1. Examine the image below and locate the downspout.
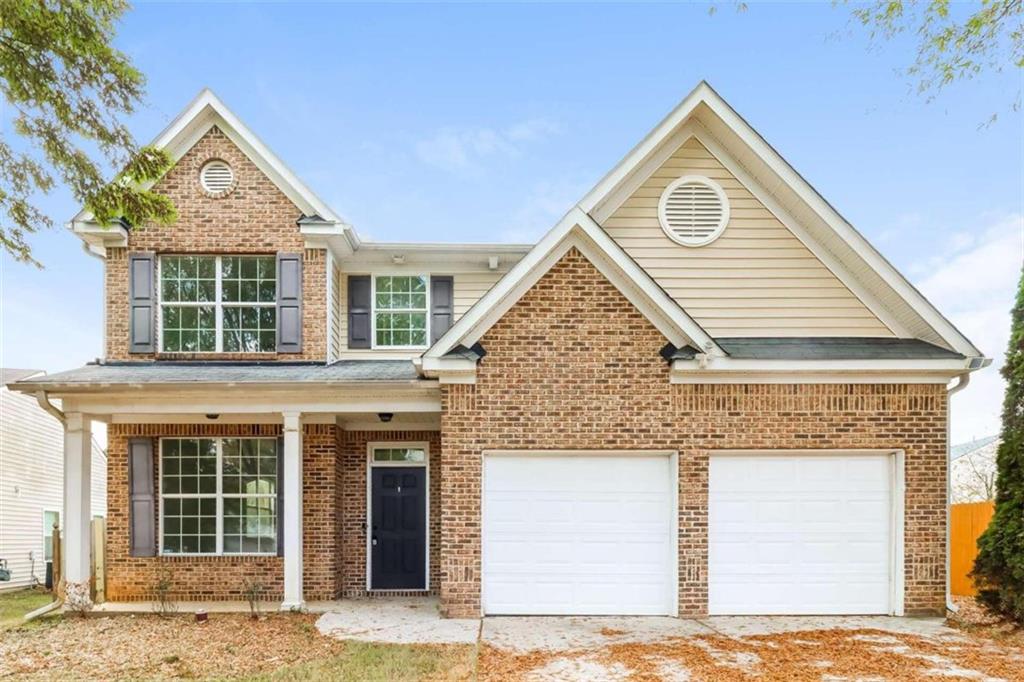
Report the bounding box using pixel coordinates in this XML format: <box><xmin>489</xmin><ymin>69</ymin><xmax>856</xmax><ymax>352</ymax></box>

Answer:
<box><xmin>945</xmin><ymin>372</ymin><xmax>972</xmax><ymax>613</ymax></box>
<box><xmin>28</xmin><ymin>390</ymin><xmax>66</xmax><ymax>618</ymax></box>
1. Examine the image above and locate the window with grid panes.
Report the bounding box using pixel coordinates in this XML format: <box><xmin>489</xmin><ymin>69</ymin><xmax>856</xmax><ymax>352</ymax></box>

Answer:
<box><xmin>159</xmin><ymin>255</ymin><xmax>277</xmax><ymax>353</ymax></box>
<box><xmin>374</xmin><ymin>275</ymin><xmax>428</xmax><ymax>347</ymax></box>
<box><xmin>159</xmin><ymin>438</ymin><xmax>277</xmax><ymax>555</ymax></box>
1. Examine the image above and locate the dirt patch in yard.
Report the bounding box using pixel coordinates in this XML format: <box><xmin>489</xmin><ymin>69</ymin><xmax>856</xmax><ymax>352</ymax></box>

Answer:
<box><xmin>480</xmin><ymin>627</ymin><xmax>1024</xmax><ymax>681</ymax></box>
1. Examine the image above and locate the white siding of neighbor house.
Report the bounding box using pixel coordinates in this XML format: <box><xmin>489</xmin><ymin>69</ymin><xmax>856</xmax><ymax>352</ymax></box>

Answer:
<box><xmin>601</xmin><ymin>137</ymin><xmax>894</xmax><ymax>337</ymax></box>
<box><xmin>0</xmin><ymin>384</ymin><xmax>107</xmax><ymax>590</ymax></box>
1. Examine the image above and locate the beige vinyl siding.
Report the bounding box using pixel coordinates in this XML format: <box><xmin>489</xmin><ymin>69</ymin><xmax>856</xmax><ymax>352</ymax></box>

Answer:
<box><xmin>0</xmin><ymin>385</ymin><xmax>107</xmax><ymax>590</ymax></box>
<box><xmin>336</xmin><ymin>271</ymin><xmax>505</xmax><ymax>354</ymax></box>
<box><xmin>602</xmin><ymin>137</ymin><xmax>893</xmax><ymax>337</ymax></box>
<box><xmin>330</xmin><ymin>260</ymin><xmax>341</xmax><ymax>361</ymax></box>
<box><xmin>453</xmin><ymin>271</ymin><xmax>505</xmax><ymax>318</ymax></box>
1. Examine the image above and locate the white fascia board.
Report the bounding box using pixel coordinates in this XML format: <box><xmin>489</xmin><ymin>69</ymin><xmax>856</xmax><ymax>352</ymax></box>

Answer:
<box><xmin>358</xmin><ymin>241</ymin><xmax>533</xmax><ymax>254</ymax></box>
<box><xmin>58</xmin><ymin>385</ymin><xmax>441</xmax><ymax>416</ymax></box>
<box><xmin>424</xmin><ymin>207</ymin><xmax>721</xmax><ymax>360</ymax></box>
<box><xmin>670</xmin><ymin>356</ymin><xmax>980</xmax><ymax>384</ymax></box>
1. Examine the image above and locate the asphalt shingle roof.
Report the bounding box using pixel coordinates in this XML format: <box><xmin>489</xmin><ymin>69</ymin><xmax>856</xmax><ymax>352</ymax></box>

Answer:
<box><xmin>714</xmin><ymin>338</ymin><xmax>964</xmax><ymax>360</ymax></box>
<box><xmin>9</xmin><ymin>361</ymin><xmax>420</xmax><ymax>387</ymax></box>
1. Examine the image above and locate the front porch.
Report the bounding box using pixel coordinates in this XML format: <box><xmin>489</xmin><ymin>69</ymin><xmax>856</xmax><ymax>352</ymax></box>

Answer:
<box><xmin>48</xmin><ymin>375</ymin><xmax>441</xmax><ymax>611</ymax></box>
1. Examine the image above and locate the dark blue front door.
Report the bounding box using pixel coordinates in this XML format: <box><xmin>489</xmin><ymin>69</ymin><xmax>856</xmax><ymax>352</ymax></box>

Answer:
<box><xmin>370</xmin><ymin>467</ymin><xmax>426</xmax><ymax>590</ymax></box>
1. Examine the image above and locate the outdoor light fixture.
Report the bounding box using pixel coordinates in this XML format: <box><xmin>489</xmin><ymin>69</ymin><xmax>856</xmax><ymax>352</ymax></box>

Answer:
<box><xmin>378</xmin><ymin>413</ymin><xmax>394</xmax><ymax>423</ymax></box>
<box><xmin>205</xmin><ymin>413</ymin><xmax>219</xmax><ymax>420</ymax></box>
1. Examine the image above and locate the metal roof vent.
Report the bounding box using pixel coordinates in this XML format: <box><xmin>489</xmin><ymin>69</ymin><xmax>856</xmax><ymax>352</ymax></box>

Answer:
<box><xmin>199</xmin><ymin>159</ymin><xmax>234</xmax><ymax>196</ymax></box>
<box><xmin>657</xmin><ymin>175</ymin><xmax>730</xmax><ymax>247</ymax></box>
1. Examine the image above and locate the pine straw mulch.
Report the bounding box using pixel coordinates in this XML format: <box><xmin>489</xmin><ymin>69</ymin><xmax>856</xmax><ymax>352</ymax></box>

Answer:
<box><xmin>479</xmin><ymin>627</ymin><xmax>1024</xmax><ymax>681</ymax></box>
<box><xmin>0</xmin><ymin>612</ymin><xmax>346</xmax><ymax>679</ymax></box>
<box><xmin>948</xmin><ymin>595</ymin><xmax>1024</xmax><ymax>648</ymax></box>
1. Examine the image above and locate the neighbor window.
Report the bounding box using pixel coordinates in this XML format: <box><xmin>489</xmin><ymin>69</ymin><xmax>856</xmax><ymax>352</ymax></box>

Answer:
<box><xmin>373</xmin><ymin>275</ymin><xmax>428</xmax><ymax>347</ymax></box>
<box><xmin>43</xmin><ymin>510</ymin><xmax>59</xmax><ymax>562</ymax></box>
<box><xmin>160</xmin><ymin>438</ymin><xmax>277</xmax><ymax>555</ymax></box>
<box><xmin>159</xmin><ymin>255</ymin><xmax>276</xmax><ymax>353</ymax></box>
<box><xmin>372</xmin><ymin>447</ymin><xmax>426</xmax><ymax>463</ymax></box>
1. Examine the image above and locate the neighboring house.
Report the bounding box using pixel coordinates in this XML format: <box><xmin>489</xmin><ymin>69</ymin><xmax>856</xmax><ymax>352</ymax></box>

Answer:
<box><xmin>951</xmin><ymin>435</ymin><xmax>1000</xmax><ymax>503</ymax></box>
<box><xmin>1</xmin><ymin>369</ymin><xmax>107</xmax><ymax>590</ymax></box>
<box><xmin>10</xmin><ymin>83</ymin><xmax>989</xmax><ymax>618</ymax></box>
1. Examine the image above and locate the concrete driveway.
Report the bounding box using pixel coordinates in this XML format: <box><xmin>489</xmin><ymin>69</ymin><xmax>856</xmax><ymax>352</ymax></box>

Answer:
<box><xmin>316</xmin><ymin>600</ymin><xmax>1024</xmax><ymax>680</ymax></box>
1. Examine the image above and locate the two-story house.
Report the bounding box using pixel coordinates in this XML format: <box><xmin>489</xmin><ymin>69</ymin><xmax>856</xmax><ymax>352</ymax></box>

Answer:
<box><xmin>12</xmin><ymin>83</ymin><xmax>988</xmax><ymax>617</ymax></box>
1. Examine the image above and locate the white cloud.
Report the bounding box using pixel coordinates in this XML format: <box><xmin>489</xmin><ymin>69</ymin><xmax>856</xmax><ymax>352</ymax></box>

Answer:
<box><xmin>914</xmin><ymin>213</ymin><xmax>1023</xmax><ymax>443</ymax></box>
<box><xmin>497</xmin><ymin>177</ymin><xmax>591</xmax><ymax>243</ymax></box>
<box><xmin>414</xmin><ymin>118</ymin><xmax>562</xmax><ymax>174</ymax></box>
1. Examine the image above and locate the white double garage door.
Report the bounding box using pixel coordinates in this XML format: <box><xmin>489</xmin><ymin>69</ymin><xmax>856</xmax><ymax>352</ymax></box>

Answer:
<box><xmin>482</xmin><ymin>451</ymin><xmax>901</xmax><ymax>616</ymax></box>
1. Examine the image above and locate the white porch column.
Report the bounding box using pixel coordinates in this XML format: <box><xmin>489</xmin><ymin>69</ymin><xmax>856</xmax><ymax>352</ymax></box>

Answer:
<box><xmin>281</xmin><ymin>411</ymin><xmax>304</xmax><ymax>610</ymax></box>
<box><xmin>63</xmin><ymin>413</ymin><xmax>93</xmax><ymax>610</ymax></box>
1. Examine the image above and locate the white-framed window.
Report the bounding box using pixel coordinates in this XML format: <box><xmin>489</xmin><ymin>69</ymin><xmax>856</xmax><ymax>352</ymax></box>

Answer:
<box><xmin>372</xmin><ymin>275</ymin><xmax>429</xmax><ymax>349</ymax></box>
<box><xmin>158</xmin><ymin>255</ymin><xmax>277</xmax><ymax>353</ymax></box>
<box><xmin>159</xmin><ymin>437</ymin><xmax>278</xmax><ymax>556</ymax></box>
<box><xmin>42</xmin><ymin>510</ymin><xmax>59</xmax><ymax>562</ymax></box>
<box><xmin>371</xmin><ymin>446</ymin><xmax>427</xmax><ymax>464</ymax></box>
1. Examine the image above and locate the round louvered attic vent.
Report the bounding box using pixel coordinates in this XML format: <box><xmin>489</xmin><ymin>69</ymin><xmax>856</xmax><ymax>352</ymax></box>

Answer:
<box><xmin>657</xmin><ymin>175</ymin><xmax>730</xmax><ymax>246</ymax></box>
<box><xmin>199</xmin><ymin>160</ymin><xmax>234</xmax><ymax>196</ymax></box>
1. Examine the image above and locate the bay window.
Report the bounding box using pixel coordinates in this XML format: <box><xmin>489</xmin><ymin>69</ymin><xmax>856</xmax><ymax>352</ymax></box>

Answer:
<box><xmin>373</xmin><ymin>275</ymin><xmax>428</xmax><ymax>348</ymax></box>
<box><xmin>160</xmin><ymin>437</ymin><xmax>278</xmax><ymax>555</ymax></box>
<box><xmin>159</xmin><ymin>255</ymin><xmax>277</xmax><ymax>353</ymax></box>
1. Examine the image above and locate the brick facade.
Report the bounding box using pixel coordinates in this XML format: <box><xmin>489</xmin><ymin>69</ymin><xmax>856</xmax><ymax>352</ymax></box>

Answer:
<box><xmin>106</xmin><ymin>423</ymin><xmax>338</xmax><ymax>601</ymax></box>
<box><xmin>104</xmin><ymin>126</ymin><xmax>327</xmax><ymax>362</ymax></box>
<box><xmin>439</xmin><ymin>248</ymin><xmax>948</xmax><ymax>618</ymax></box>
<box><xmin>105</xmin><ymin>423</ymin><xmax>440</xmax><ymax>602</ymax></box>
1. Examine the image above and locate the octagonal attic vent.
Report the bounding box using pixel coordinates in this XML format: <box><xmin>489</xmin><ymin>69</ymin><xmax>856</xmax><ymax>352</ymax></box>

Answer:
<box><xmin>657</xmin><ymin>175</ymin><xmax>730</xmax><ymax>247</ymax></box>
<box><xmin>200</xmin><ymin>160</ymin><xmax>234</xmax><ymax>196</ymax></box>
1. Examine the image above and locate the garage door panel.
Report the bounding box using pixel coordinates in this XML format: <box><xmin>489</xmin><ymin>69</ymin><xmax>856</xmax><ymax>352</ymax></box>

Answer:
<box><xmin>483</xmin><ymin>454</ymin><xmax>675</xmax><ymax>616</ymax></box>
<box><xmin>710</xmin><ymin>454</ymin><xmax>893</xmax><ymax>616</ymax></box>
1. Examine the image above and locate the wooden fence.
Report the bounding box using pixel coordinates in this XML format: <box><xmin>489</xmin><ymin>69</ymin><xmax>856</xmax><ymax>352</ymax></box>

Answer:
<box><xmin>950</xmin><ymin>500</ymin><xmax>995</xmax><ymax>597</ymax></box>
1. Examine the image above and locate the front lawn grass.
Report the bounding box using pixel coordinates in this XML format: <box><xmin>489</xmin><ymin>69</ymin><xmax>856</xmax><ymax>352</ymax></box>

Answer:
<box><xmin>0</xmin><ymin>588</ymin><xmax>56</xmax><ymax>630</ymax></box>
<box><xmin>244</xmin><ymin>641</ymin><xmax>475</xmax><ymax>681</ymax></box>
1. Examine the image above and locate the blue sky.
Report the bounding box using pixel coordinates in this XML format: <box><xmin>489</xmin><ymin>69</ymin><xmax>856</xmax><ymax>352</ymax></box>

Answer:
<box><xmin>1</xmin><ymin>2</ymin><xmax>1021</xmax><ymax>444</ymax></box>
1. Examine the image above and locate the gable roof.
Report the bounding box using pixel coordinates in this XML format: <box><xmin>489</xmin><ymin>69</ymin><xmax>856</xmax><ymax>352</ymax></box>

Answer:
<box><xmin>423</xmin><ymin>207</ymin><xmax>723</xmax><ymax>365</ymax></box>
<box><xmin>579</xmin><ymin>81</ymin><xmax>982</xmax><ymax>359</ymax></box>
<box><xmin>951</xmin><ymin>435</ymin><xmax>1000</xmax><ymax>460</ymax></box>
<box><xmin>69</xmin><ymin>88</ymin><xmax>354</xmax><ymax>249</ymax></box>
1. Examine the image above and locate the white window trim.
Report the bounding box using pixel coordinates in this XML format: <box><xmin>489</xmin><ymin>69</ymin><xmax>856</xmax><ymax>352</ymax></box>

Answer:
<box><xmin>157</xmin><ymin>436</ymin><xmax>279</xmax><ymax>557</ymax></box>
<box><xmin>370</xmin><ymin>273</ymin><xmax>431</xmax><ymax>351</ymax></box>
<box><xmin>156</xmin><ymin>255</ymin><xmax>277</xmax><ymax>354</ymax></box>
<box><xmin>365</xmin><ymin>441</ymin><xmax>430</xmax><ymax>592</ymax></box>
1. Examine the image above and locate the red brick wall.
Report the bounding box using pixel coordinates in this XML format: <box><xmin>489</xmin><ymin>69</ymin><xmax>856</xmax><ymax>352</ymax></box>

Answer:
<box><xmin>337</xmin><ymin>430</ymin><xmax>441</xmax><ymax>596</ymax></box>
<box><xmin>104</xmin><ymin>126</ymin><xmax>327</xmax><ymax>362</ymax></box>
<box><xmin>105</xmin><ymin>423</ymin><xmax>340</xmax><ymax>601</ymax></box>
<box><xmin>440</xmin><ymin>248</ymin><xmax>948</xmax><ymax>618</ymax></box>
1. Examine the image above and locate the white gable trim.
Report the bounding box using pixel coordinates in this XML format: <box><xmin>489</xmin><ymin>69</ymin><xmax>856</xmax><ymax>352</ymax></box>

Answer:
<box><xmin>70</xmin><ymin>88</ymin><xmax>349</xmax><ymax>232</ymax></box>
<box><xmin>577</xmin><ymin>81</ymin><xmax>982</xmax><ymax>359</ymax></box>
<box><xmin>423</xmin><ymin>207</ymin><xmax>722</xmax><ymax>362</ymax></box>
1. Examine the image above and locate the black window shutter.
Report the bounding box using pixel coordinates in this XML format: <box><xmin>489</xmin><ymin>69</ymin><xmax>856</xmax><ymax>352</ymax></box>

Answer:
<box><xmin>128</xmin><ymin>438</ymin><xmax>156</xmax><ymax>557</ymax></box>
<box><xmin>128</xmin><ymin>253</ymin><xmax>156</xmax><ymax>353</ymax></box>
<box><xmin>276</xmin><ymin>253</ymin><xmax>303</xmax><ymax>353</ymax></box>
<box><xmin>430</xmin><ymin>276</ymin><xmax>454</xmax><ymax>344</ymax></box>
<box><xmin>347</xmin><ymin>275</ymin><xmax>371</xmax><ymax>349</ymax></box>
<box><xmin>276</xmin><ymin>436</ymin><xmax>284</xmax><ymax>557</ymax></box>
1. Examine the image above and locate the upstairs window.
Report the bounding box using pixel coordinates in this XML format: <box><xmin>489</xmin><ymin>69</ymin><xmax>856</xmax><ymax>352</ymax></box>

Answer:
<box><xmin>159</xmin><ymin>255</ymin><xmax>277</xmax><ymax>353</ymax></box>
<box><xmin>373</xmin><ymin>275</ymin><xmax>428</xmax><ymax>348</ymax></box>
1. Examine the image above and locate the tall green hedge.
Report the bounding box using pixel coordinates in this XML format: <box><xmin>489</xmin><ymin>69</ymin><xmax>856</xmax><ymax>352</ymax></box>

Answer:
<box><xmin>973</xmin><ymin>265</ymin><xmax>1024</xmax><ymax>623</ymax></box>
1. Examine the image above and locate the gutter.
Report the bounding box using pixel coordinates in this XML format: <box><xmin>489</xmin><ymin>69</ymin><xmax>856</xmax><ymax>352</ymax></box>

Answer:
<box><xmin>945</xmin><ymin>371</ymin><xmax>973</xmax><ymax>614</ymax></box>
